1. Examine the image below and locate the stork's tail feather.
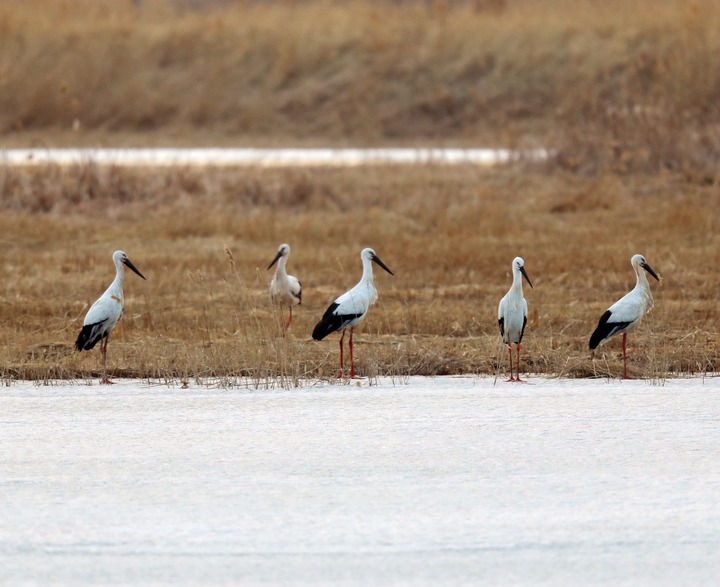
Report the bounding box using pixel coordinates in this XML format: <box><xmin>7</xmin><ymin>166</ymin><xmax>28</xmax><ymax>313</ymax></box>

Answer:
<box><xmin>312</xmin><ymin>302</ymin><xmax>341</xmax><ymax>340</ymax></box>
<box><xmin>312</xmin><ymin>302</ymin><xmax>365</xmax><ymax>341</ymax></box>
<box><xmin>588</xmin><ymin>329</ymin><xmax>603</xmax><ymax>351</ymax></box>
<box><xmin>589</xmin><ymin>311</ymin><xmax>611</xmax><ymax>350</ymax></box>
<box><xmin>75</xmin><ymin>323</ymin><xmax>102</xmax><ymax>351</ymax></box>
<box><xmin>312</xmin><ymin>318</ymin><xmax>336</xmax><ymax>341</ymax></box>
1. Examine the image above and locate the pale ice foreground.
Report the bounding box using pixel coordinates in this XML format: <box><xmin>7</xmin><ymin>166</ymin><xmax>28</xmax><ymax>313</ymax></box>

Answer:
<box><xmin>2</xmin><ymin>376</ymin><xmax>719</xmax><ymax>585</ymax></box>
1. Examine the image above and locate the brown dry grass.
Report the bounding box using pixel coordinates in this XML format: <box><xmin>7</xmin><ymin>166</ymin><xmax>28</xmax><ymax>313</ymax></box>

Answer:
<box><xmin>1</xmin><ymin>163</ymin><xmax>718</xmax><ymax>382</ymax></box>
<box><xmin>2</xmin><ymin>0</ymin><xmax>720</xmax><ymax>175</ymax></box>
<box><xmin>1</xmin><ymin>0</ymin><xmax>719</xmax><ymax>382</ymax></box>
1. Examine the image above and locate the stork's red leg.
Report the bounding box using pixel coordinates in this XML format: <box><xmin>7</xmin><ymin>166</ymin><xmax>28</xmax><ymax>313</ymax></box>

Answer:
<box><xmin>349</xmin><ymin>327</ymin><xmax>357</xmax><ymax>379</ymax></box>
<box><xmin>337</xmin><ymin>329</ymin><xmax>345</xmax><ymax>378</ymax></box>
<box><xmin>622</xmin><ymin>332</ymin><xmax>630</xmax><ymax>379</ymax></box>
<box><xmin>100</xmin><ymin>337</ymin><xmax>113</xmax><ymax>385</ymax></box>
<box><xmin>515</xmin><ymin>344</ymin><xmax>523</xmax><ymax>382</ymax></box>
<box><xmin>506</xmin><ymin>344</ymin><xmax>515</xmax><ymax>382</ymax></box>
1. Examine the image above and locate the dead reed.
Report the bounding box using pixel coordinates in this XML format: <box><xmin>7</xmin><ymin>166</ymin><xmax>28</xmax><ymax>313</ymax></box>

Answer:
<box><xmin>0</xmin><ymin>163</ymin><xmax>718</xmax><ymax>381</ymax></box>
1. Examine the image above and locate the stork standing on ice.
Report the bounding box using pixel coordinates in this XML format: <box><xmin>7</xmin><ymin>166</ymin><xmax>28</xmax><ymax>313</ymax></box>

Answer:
<box><xmin>589</xmin><ymin>253</ymin><xmax>659</xmax><ymax>379</ymax></box>
<box><xmin>75</xmin><ymin>250</ymin><xmax>146</xmax><ymax>384</ymax></box>
<box><xmin>498</xmin><ymin>256</ymin><xmax>533</xmax><ymax>381</ymax></box>
<box><xmin>312</xmin><ymin>248</ymin><xmax>394</xmax><ymax>379</ymax></box>
<box><xmin>267</xmin><ymin>243</ymin><xmax>302</xmax><ymax>336</ymax></box>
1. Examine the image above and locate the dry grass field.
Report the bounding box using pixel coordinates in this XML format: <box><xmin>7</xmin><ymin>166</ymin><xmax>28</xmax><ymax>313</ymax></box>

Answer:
<box><xmin>0</xmin><ymin>163</ymin><xmax>718</xmax><ymax>382</ymax></box>
<box><xmin>1</xmin><ymin>0</ymin><xmax>719</xmax><ymax>381</ymax></box>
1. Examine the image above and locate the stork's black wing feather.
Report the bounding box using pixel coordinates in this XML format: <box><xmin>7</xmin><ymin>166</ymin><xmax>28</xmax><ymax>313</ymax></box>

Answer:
<box><xmin>589</xmin><ymin>310</ymin><xmax>631</xmax><ymax>350</ymax></box>
<box><xmin>519</xmin><ymin>315</ymin><xmax>527</xmax><ymax>344</ymax></box>
<box><xmin>75</xmin><ymin>321</ymin><xmax>107</xmax><ymax>351</ymax></box>
<box><xmin>312</xmin><ymin>303</ymin><xmax>363</xmax><ymax>341</ymax></box>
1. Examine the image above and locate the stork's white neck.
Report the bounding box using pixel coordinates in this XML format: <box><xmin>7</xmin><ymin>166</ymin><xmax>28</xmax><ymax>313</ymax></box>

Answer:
<box><xmin>360</xmin><ymin>256</ymin><xmax>375</xmax><ymax>284</ymax></box>
<box><xmin>275</xmin><ymin>254</ymin><xmax>289</xmax><ymax>276</ymax></box>
<box><xmin>511</xmin><ymin>266</ymin><xmax>524</xmax><ymax>292</ymax></box>
<box><xmin>111</xmin><ymin>260</ymin><xmax>125</xmax><ymax>292</ymax></box>
<box><xmin>633</xmin><ymin>263</ymin><xmax>654</xmax><ymax>307</ymax></box>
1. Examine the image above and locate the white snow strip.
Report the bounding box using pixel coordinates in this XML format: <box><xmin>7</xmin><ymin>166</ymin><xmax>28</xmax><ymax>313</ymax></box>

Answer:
<box><xmin>0</xmin><ymin>147</ymin><xmax>549</xmax><ymax>167</ymax></box>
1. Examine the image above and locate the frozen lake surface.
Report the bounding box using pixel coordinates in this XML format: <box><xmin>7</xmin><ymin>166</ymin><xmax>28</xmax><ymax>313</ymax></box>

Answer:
<box><xmin>1</xmin><ymin>147</ymin><xmax>548</xmax><ymax>167</ymax></box>
<box><xmin>2</xmin><ymin>375</ymin><xmax>719</xmax><ymax>585</ymax></box>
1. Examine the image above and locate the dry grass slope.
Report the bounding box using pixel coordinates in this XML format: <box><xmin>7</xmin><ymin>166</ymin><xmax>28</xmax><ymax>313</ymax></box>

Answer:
<box><xmin>1</xmin><ymin>164</ymin><xmax>718</xmax><ymax>382</ymax></box>
<box><xmin>1</xmin><ymin>0</ymin><xmax>720</xmax><ymax>175</ymax></box>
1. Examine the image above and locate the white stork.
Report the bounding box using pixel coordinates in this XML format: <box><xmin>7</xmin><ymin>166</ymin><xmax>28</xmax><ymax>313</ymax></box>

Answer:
<box><xmin>589</xmin><ymin>253</ymin><xmax>659</xmax><ymax>379</ymax></box>
<box><xmin>75</xmin><ymin>250</ymin><xmax>146</xmax><ymax>384</ymax></box>
<box><xmin>267</xmin><ymin>243</ymin><xmax>302</xmax><ymax>336</ymax></box>
<box><xmin>498</xmin><ymin>256</ymin><xmax>533</xmax><ymax>381</ymax></box>
<box><xmin>312</xmin><ymin>247</ymin><xmax>394</xmax><ymax>379</ymax></box>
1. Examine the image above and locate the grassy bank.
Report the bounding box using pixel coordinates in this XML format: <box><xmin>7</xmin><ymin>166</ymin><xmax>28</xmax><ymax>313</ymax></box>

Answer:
<box><xmin>0</xmin><ymin>163</ymin><xmax>717</xmax><ymax>381</ymax></box>
<box><xmin>1</xmin><ymin>0</ymin><xmax>720</xmax><ymax>174</ymax></box>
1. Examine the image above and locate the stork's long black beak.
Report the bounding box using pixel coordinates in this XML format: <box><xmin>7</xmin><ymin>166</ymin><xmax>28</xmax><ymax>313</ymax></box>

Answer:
<box><xmin>123</xmin><ymin>257</ymin><xmax>146</xmax><ymax>280</ymax></box>
<box><xmin>267</xmin><ymin>251</ymin><xmax>282</xmax><ymax>270</ymax></box>
<box><xmin>372</xmin><ymin>254</ymin><xmax>394</xmax><ymax>276</ymax></box>
<box><xmin>642</xmin><ymin>262</ymin><xmax>659</xmax><ymax>281</ymax></box>
<box><xmin>520</xmin><ymin>266</ymin><xmax>533</xmax><ymax>288</ymax></box>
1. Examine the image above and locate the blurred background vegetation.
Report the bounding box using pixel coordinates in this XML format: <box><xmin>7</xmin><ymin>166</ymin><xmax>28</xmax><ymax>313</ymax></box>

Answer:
<box><xmin>2</xmin><ymin>0</ymin><xmax>720</xmax><ymax>177</ymax></box>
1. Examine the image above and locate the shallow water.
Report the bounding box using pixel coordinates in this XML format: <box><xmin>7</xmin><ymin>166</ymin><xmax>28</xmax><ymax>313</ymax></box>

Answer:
<box><xmin>1</xmin><ymin>376</ymin><xmax>719</xmax><ymax>585</ymax></box>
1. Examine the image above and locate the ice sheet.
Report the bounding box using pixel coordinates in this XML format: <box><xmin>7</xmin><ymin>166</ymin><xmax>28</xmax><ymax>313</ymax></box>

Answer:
<box><xmin>1</xmin><ymin>376</ymin><xmax>719</xmax><ymax>585</ymax></box>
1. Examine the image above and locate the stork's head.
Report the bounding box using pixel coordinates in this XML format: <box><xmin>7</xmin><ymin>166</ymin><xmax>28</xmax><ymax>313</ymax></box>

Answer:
<box><xmin>362</xmin><ymin>247</ymin><xmax>394</xmax><ymax>276</ymax></box>
<box><xmin>268</xmin><ymin>243</ymin><xmax>291</xmax><ymax>270</ymax></box>
<box><xmin>631</xmin><ymin>254</ymin><xmax>659</xmax><ymax>281</ymax></box>
<box><xmin>113</xmin><ymin>250</ymin><xmax>146</xmax><ymax>279</ymax></box>
<box><xmin>512</xmin><ymin>256</ymin><xmax>533</xmax><ymax>288</ymax></box>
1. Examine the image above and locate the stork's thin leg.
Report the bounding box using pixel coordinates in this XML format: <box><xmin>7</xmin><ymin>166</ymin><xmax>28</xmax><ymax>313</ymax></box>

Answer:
<box><xmin>506</xmin><ymin>344</ymin><xmax>515</xmax><ymax>382</ymax></box>
<box><xmin>337</xmin><ymin>329</ymin><xmax>346</xmax><ymax>378</ymax></box>
<box><xmin>281</xmin><ymin>306</ymin><xmax>292</xmax><ymax>338</ymax></box>
<box><xmin>515</xmin><ymin>343</ymin><xmax>523</xmax><ymax>382</ymax></box>
<box><xmin>622</xmin><ymin>332</ymin><xmax>630</xmax><ymax>379</ymax></box>
<box><xmin>349</xmin><ymin>327</ymin><xmax>358</xmax><ymax>379</ymax></box>
<box><xmin>100</xmin><ymin>337</ymin><xmax>113</xmax><ymax>385</ymax></box>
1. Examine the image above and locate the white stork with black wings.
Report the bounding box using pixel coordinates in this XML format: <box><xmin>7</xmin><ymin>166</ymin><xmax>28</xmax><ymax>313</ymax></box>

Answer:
<box><xmin>312</xmin><ymin>247</ymin><xmax>394</xmax><ymax>379</ymax></box>
<box><xmin>75</xmin><ymin>250</ymin><xmax>146</xmax><ymax>384</ymax></box>
<box><xmin>267</xmin><ymin>243</ymin><xmax>302</xmax><ymax>336</ymax></box>
<box><xmin>498</xmin><ymin>256</ymin><xmax>533</xmax><ymax>381</ymax></box>
<box><xmin>589</xmin><ymin>253</ymin><xmax>659</xmax><ymax>379</ymax></box>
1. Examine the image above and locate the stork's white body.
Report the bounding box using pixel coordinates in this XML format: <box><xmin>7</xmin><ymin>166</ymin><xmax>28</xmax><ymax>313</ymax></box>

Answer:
<box><xmin>589</xmin><ymin>254</ymin><xmax>659</xmax><ymax>378</ymax></box>
<box><xmin>498</xmin><ymin>282</ymin><xmax>528</xmax><ymax>345</ymax></box>
<box><xmin>82</xmin><ymin>265</ymin><xmax>126</xmax><ymax>341</ymax></box>
<box><xmin>327</xmin><ymin>255</ymin><xmax>379</xmax><ymax>330</ymax></box>
<box><xmin>597</xmin><ymin>272</ymin><xmax>654</xmax><ymax>342</ymax></box>
<box><xmin>75</xmin><ymin>250</ymin><xmax>145</xmax><ymax>384</ymax></box>
<box><xmin>270</xmin><ymin>249</ymin><xmax>301</xmax><ymax>308</ymax></box>
<box><xmin>312</xmin><ymin>248</ymin><xmax>393</xmax><ymax>378</ymax></box>
<box><xmin>268</xmin><ymin>243</ymin><xmax>301</xmax><ymax>336</ymax></box>
<box><xmin>270</xmin><ymin>270</ymin><xmax>302</xmax><ymax>308</ymax></box>
<box><xmin>497</xmin><ymin>257</ymin><xmax>533</xmax><ymax>381</ymax></box>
